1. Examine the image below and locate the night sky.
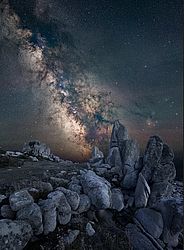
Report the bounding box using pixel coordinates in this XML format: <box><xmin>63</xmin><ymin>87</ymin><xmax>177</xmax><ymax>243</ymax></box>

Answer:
<box><xmin>0</xmin><ymin>0</ymin><xmax>183</xmax><ymax>161</ymax></box>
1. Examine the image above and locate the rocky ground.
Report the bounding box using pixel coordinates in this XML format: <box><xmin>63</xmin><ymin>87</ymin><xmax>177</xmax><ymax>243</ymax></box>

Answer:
<box><xmin>0</xmin><ymin>121</ymin><xmax>183</xmax><ymax>250</ymax></box>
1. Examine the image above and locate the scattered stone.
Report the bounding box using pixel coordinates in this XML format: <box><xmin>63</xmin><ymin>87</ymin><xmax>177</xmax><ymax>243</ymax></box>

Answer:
<box><xmin>77</xmin><ymin>194</ymin><xmax>91</xmax><ymax>213</ymax></box>
<box><xmin>9</xmin><ymin>190</ymin><xmax>34</xmax><ymax>211</ymax></box>
<box><xmin>63</xmin><ymin>229</ymin><xmax>80</xmax><ymax>245</ymax></box>
<box><xmin>16</xmin><ymin>203</ymin><xmax>43</xmax><ymax>235</ymax></box>
<box><xmin>86</xmin><ymin>222</ymin><xmax>95</xmax><ymax>236</ymax></box>
<box><xmin>135</xmin><ymin>173</ymin><xmax>150</xmax><ymax>208</ymax></box>
<box><xmin>29</xmin><ymin>156</ymin><xmax>38</xmax><ymax>162</ymax></box>
<box><xmin>80</xmin><ymin>170</ymin><xmax>111</xmax><ymax>209</ymax></box>
<box><xmin>134</xmin><ymin>208</ymin><xmax>163</xmax><ymax>238</ymax></box>
<box><xmin>1</xmin><ymin>205</ymin><xmax>15</xmax><ymax>219</ymax></box>
<box><xmin>110</xmin><ymin>188</ymin><xmax>124</xmax><ymax>211</ymax></box>
<box><xmin>38</xmin><ymin>199</ymin><xmax>57</xmax><ymax>235</ymax></box>
<box><xmin>56</xmin><ymin>187</ymin><xmax>80</xmax><ymax>210</ymax></box>
<box><xmin>0</xmin><ymin>219</ymin><xmax>33</xmax><ymax>250</ymax></box>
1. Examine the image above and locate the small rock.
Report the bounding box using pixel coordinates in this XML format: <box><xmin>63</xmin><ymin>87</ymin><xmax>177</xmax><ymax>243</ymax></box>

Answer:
<box><xmin>86</xmin><ymin>222</ymin><xmax>95</xmax><ymax>236</ymax></box>
<box><xmin>64</xmin><ymin>229</ymin><xmax>80</xmax><ymax>245</ymax></box>
<box><xmin>0</xmin><ymin>194</ymin><xmax>6</xmax><ymax>204</ymax></box>
<box><xmin>49</xmin><ymin>177</ymin><xmax>69</xmax><ymax>188</ymax></box>
<box><xmin>1</xmin><ymin>205</ymin><xmax>15</xmax><ymax>219</ymax></box>
<box><xmin>110</xmin><ymin>188</ymin><xmax>124</xmax><ymax>211</ymax></box>
<box><xmin>9</xmin><ymin>190</ymin><xmax>34</xmax><ymax>211</ymax></box>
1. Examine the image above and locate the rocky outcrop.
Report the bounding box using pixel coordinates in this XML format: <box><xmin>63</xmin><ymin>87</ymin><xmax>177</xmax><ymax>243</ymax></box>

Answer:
<box><xmin>0</xmin><ymin>121</ymin><xmax>182</xmax><ymax>250</ymax></box>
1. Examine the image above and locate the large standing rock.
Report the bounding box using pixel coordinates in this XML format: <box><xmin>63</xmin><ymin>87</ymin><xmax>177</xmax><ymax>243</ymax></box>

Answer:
<box><xmin>141</xmin><ymin>136</ymin><xmax>163</xmax><ymax>182</ymax></box>
<box><xmin>125</xmin><ymin>223</ymin><xmax>158</xmax><ymax>250</ymax></box>
<box><xmin>0</xmin><ymin>219</ymin><xmax>33</xmax><ymax>250</ymax></box>
<box><xmin>56</xmin><ymin>187</ymin><xmax>80</xmax><ymax>210</ymax></box>
<box><xmin>134</xmin><ymin>208</ymin><xmax>163</xmax><ymax>239</ymax></box>
<box><xmin>110</xmin><ymin>188</ymin><xmax>124</xmax><ymax>211</ymax></box>
<box><xmin>22</xmin><ymin>140</ymin><xmax>51</xmax><ymax>158</ymax></box>
<box><xmin>135</xmin><ymin>173</ymin><xmax>150</xmax><ymax>208</ymax></box>
<box><xmin>106</xmin><ymin>147</ymin><xmax>123</xmax><ymax>176</ymax></box>
<box><xmin>80</xmin><ymin>170</ymin><xmax>111</xmax><ymax>209</ymax></box>
<box><xmin>89</xmin><ymin>147</ymin><xmax>104</xmax><ymax>167</ymax></box>
<box><xmin>121</xmin><ymin>139</ymin><xmax>140</xmax><ymax>189</ymax></box>
<box><xmin>110</xmin><ymin>120</ymin><xmax>129</xmax><ymax>149</ymax></box>
<box><xmin>9</xmin><ymin>190</ymin><xmax>34</xmax><ymax>211</ymax></box>
<box><xmin>159</xmin><ymin>144</ymin><xmax>174</xmax><ymax>164</ymax></box>
<box><xmin>16</xmin><ymin>203</ymin><xmax>43</xmax><ymax>235</ymax></box>
<box><xmin>153</xmin><ymin>198</ymin><xmax>183</xmax><ymax>248</ymax></box>
<box><xmin>38</xmin><ymin>199</ymin><xmax>57</xmax><ymax>235</ymax></box>
<box><xmin>151</xmin><ymin>162</ymin><xmax>176</xmax><ymax>183</ymax></box>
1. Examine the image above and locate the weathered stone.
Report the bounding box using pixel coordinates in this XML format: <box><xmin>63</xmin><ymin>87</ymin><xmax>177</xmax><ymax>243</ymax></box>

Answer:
<box><xmin>86</xmin><ymin>222</ymin><xmax>95</xmax><ymax>236</ymax></box>
<box><xmin>63</xmin><ymin>229</ymin><xmax>80</xmax><ymax>245</ymax></box>
<box><xmin>152</xmin><ymin>162</ymin><xmax>176</xmax><ymax>183</ymax></box>
<box><xmin>148</xmin><ymin>181</ymin><xmax>173</xmax><ymax>207</ymax></box>
<box><xmin>80</xmin><ymin>170</ymin><xmax>111</xmax><ymax>209</ymax></box>
<box><xmin>68</xmin><ymin>183</ymin><xmax>82</xmax><ymax>194</ymax></box>
<box><xmin>106</xmin><ymin>147</ymin><xmax>122</xmax><ymax>176</ymax></box>
<box><xmin>0</xmin><ymin>219</ymin><xmax>33</xmax><ymax>250</ymax></box>
<box><xmin>77</xmin><ymin>194</ymin><xmax>91</xmax><ymax>214</ymax></box>
<box><xmin>56</xmin><ymin>187</ymin><xmax>80</xmax><ymax>210</ymax></box>
<box><xmin>9</xmin><ymin>190</ymin><xmax>34</xmax><ymax>211</ymax></box>
<box><xmin>110</xmin><ymin>188</ymin><xmax>124</xmax><ymax>211</ymax></box>
<box><xmin>135</xmin><ymin>208</ymin><xmax>163</xmax><ymax>238</ymax></box>
<box><xmin>160</xmin><ymin>144</ymin><xmax>174</xmax><ymax>164</ymax></box>
<box><xmin>110</xmin><ymin>120</ymin><xmax>129</xmax><ymax>149</ymax></box>
<box><xmin>142</xmin><ymin>136</ymin><xmax>163</xmax><ymax>182</ymax></box>
<box><xmin>125</xmin><ymin>223</ymin><xmax>158</xmax><ymax>250</ymax></box>
<box><xmin>135</xmin><ymin>173</ymin><xmax>150</xmax><ymax>208</ymax></box>
<box><xmin>16</xmin><ymin>203</ymin><xmax>43</xmax><ymax>235</ymax></box>
<box><xmin>1</xmin><ymin>205</ymin><xmax>15</xmax><ymax>219</ymax></box>
<box><xmin>153</xmin><ymin>198</ymin><xmax>183</xmax><ymax>248</ymax></box>
<box><xmin>38</xmin><ymin>199</ymin><xmax>57</xmax><ymax>235</ymax></box>
<box><xmin>31</xmin><ymin>181</ymin><xmax>53</xmax><ymax>195</ymax></box>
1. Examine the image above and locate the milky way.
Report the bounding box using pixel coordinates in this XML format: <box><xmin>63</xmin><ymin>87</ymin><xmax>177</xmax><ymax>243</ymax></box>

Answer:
<box><xmin>0</xmin><ymin>0</ymin><xmax>183</xmax><ymax>161</ymax></box>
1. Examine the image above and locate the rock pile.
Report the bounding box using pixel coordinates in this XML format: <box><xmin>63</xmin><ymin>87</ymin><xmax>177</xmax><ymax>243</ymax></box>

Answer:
<box><xmin>0</xmin><ymin>121</ymin><xmax>183</xmax><ymax>250</ymax></box>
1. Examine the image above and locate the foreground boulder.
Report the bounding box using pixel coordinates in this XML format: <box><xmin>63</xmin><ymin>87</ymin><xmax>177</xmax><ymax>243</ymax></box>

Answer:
<box><xmin>0</xmin><ymin>219</ymin><xmax>33</xmax><ymax>250</ymax></box>
<box><xmin>9</xmin><ymin>190</ymin><xmax>34</xmax><ymax>211</ymax></box>
<box><xmin>80</xmin><ymin>170</ymin><xmax>111</xmax><ymax>209</ymax></box>
<box><xmin>16</xmin><ymin>203</ymin><xmax>43</xmax><ymax>235</ymax></box>
<box><xmin>134</xmin><ymin>208</ymin><xmax>163</xmax><ymax>239</ymax></box>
